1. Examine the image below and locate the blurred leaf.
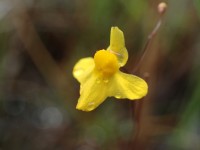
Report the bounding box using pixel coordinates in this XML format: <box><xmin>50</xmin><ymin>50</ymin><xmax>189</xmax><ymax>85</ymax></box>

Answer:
<box><xmin>121</xmin><ymin>0</ymin><xmax>147</xmax><ymax>22</ymax></box>
<box><xmin>194</xmin><ymin>0</ymin><xmax>200</xmax><ymax>18</ymax></box>
<box><xmin>89</xmin><ymin>0</ymin><xmax>114</xmax><ymax>28</ymax></box>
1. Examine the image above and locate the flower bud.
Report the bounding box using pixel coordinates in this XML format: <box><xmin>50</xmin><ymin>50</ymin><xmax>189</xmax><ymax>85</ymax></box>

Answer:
<box><xmin>158</xmin><ymin>2</ymin><xmax>167</xmax><ymax>14</ymax></box>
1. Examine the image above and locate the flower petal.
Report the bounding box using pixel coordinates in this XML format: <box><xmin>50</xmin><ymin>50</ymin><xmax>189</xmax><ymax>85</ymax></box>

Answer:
<box><xmin>107</xmin><ymin>27</ymin><xmax>128</xmax><ymax>67</ymax></box>
<box><xmin>108</xmin><ymin>71</ymin><xmax>148</xmax><ymax>100</ymax></box>
<box><xmin>73</xmin><ymin>57</ymin><xmax>94</xmax><ymax>83</ymax></box>
<box><xmin>76</xmin><ymin>73</ymin><xmax>108</xmax><ymax>111</ymax></box>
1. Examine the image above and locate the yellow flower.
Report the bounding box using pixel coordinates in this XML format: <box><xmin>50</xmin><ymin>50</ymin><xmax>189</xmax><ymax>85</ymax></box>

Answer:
<box><xmin>73</xmin><ymin>27</ymin><xmax>148</xmax><ymax>111</ymax></box>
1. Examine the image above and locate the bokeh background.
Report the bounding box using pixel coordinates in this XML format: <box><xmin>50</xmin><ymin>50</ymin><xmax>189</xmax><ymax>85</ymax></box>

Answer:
<box><xmin>0</xmin><ymin>0</ymin><xmax>199</xmax><ymax>150</ymax></box>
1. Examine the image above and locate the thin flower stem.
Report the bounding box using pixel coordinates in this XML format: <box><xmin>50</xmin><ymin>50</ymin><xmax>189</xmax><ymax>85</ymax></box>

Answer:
<box><xmin>131</xmin><ymin>2</ymin><xmax>167</xmax><ymax>149</ymax></box>
<box><xmin>133</xmin><ymin>16</ymin><xmax>162</xmax><ymax>74</ymax></box>
<box><xmin>132</xmin><ymin>2</ymin><xmax>167</xmax><ymax>74</ymax></box>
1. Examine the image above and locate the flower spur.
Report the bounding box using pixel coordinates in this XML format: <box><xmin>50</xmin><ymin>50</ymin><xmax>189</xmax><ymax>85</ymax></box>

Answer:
<box><xmin>73</xmin><ymin>27</ymin><xmax>148</xmax><ymax>111</ymax></box>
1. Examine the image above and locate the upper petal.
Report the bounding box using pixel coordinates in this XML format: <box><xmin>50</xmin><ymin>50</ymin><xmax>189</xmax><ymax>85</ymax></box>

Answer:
<box><xmin>76</xmin><ymin>73</ymin><xmax>108</xmax><ymax>111</ymax></box>
<box><xmin>108</xmin><ymin>71</ymin><xmax>148</xmax><ymax>100</ymax></box>
<box><xmin>73</xmin><ymin>57</ymin><xmax>94</xmax><ymax>83</ymax></box>
<box><xmin>107</xmin><ymin>27</ymin><xmax>128</xmax><ymax>67</ymax></box>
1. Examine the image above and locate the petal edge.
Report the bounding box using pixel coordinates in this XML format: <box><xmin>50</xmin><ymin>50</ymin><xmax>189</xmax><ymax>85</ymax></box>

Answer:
<box><xmin>76</xmin><ymin>73</ymin><xmax>108</xmax><ymax>111</ymax></box>
<box><xmin>107</xmin><ymin>27</ymin><xmax>128</xmax><ymax>66</ymax></box>
<box><xmin>73</xmin><ymin>57</ymin><xmax>94</xmax><ymax>83</ymax></box>
<box><xmin>108</xmin><ymin>71</ymin><xmax>148</xmax><ymax>100</ymax></box>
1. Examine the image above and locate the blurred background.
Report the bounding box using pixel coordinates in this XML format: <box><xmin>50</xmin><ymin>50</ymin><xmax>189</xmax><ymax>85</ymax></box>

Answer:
<box><xmin>0</xmin><ymin>0</ymin><xmax>199</xmax><ymax>149</ymax></box>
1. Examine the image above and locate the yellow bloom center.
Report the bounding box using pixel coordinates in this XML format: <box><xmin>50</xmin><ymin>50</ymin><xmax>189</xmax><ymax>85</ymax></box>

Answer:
<box><xmin>94</xmin><ymin>50</ymin><xmax>119</xmax><ymax>77</ymax></box>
